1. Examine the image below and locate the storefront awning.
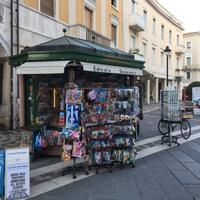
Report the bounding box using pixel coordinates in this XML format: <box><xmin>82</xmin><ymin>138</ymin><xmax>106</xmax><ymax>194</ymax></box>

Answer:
<box><xmin>82</xmin><ymin>62</ymin><xmax>143</xmax><ymax>76</ymax></box>
<box><xmin>16</xmin><ymin>61</ymin><xmax>69</xmax><ymax>74</ymax></box>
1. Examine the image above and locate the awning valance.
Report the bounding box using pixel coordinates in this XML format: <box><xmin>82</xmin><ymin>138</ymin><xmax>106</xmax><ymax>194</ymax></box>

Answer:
<box><xmin>82</xmin><ymin>62</ymin><xmax>143</xmax><ymax>76</ymax></box>
<box><xmin>16</xmin><ymin>61</ymin><xmax>69</xmax><ymax>74</ymax></box>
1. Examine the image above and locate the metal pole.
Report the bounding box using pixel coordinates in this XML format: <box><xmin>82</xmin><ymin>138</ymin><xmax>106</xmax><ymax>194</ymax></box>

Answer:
<box><xmin>166</xmin><ymin>54</ymin><xmax>169</xmax><ymax>87</ymax></box>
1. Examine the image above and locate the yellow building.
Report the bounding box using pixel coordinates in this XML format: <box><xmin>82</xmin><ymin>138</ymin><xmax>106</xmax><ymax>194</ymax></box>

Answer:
<box><xmin>23</xmin><ymin>0</ymin><xmax>124</xmax><ymax>49</ymax></box>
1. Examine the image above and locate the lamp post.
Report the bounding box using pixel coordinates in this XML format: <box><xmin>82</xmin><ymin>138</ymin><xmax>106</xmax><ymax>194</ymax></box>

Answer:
<box><xmin>164</xmin><ymin>46</ymin><xmax>172</xmax><ymax>87</ymax></box>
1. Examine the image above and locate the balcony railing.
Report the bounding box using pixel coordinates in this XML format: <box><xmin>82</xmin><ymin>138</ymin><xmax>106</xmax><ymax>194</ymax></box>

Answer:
<box><xmin>68</xmin><ymin>24</ymin><xmax>111</xmax><ymax>47</ymax></box>
<box><xmin>175</xmin><ymin>44</ymin><xmax>185</xmax><ymax>55</ymax></box>
<box><xmin>129</xmin><ymin>14</ymin><xmax>145</xmax><ymax>32</ymax></box>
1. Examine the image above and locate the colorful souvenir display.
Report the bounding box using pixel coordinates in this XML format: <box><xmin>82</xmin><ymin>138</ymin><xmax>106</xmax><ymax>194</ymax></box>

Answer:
<box><xmin>66</xmin><ymin>89</ymin><xmax>83</xmax><ymax>104</ymax></box>
<box><xmin>83</xmin><ymin>87</ymin><xmax>138</xmax><ymax>168</ymax></box>
<box><xmin>72</xmin><ymin>141</ymin><xmax>86</xmax><ymax>158</ymax></box>
<box><xmin>66</xmin><ymin>104</ymin><xmax>80</xmax><ymax>128</ymax></box>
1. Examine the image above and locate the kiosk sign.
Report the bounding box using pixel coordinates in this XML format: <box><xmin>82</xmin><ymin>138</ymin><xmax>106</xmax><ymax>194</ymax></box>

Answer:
<box><xmin>5</xmin><ymin>148</ymin><xmax>30</xmax><ymax>200</ymax></box>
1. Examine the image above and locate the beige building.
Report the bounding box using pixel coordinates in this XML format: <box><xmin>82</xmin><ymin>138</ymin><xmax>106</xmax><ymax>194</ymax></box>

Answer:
<box><xmin>183</xmin><ymin>32</ymin><xmax>200</xmax><ymax>87</ymax></box>
<box><xmin>123</xmin><ymin>0</ymin><xmax>185</xmax><ymax>104</ymax></box>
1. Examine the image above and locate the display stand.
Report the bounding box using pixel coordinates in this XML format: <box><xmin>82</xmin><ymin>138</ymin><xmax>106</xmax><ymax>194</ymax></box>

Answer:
<box><xmin>160</xmin><ymin>120</ymin><xmax>180</xmax><ymax>146</ymax></box>
<box><xmin>160</xmin><ymin>90</ymin><xmax>180</xmax><ymax>146</ymax></box>
<box><xmin>112</xmin><ymin>121</ymin><xmax>136</xmax><ymax>168</ymax></box>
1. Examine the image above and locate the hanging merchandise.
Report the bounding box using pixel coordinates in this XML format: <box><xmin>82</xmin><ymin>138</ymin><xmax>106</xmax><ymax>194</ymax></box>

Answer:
<box><xmin>72</xmin><ymin>141</ymin><xmax>86</xmax><ymax>158</ymax></box>
<box><xmin>66</xmin><ymin>104</ymin><xmax>80</xmax><ymax>129</ymax></box>
<box><xmin>62</xmin><ymin>143</ymin><xmax>73</xmax><ymax>161</ymax></box>
<box><xmin>59</xmin><ymin>112</ymin><xmax>65</xmax><ymax>126</ymax></box>
<box><xmin>66</xmin><ymin>89</ymin><xmax>83</xmax><ymax>104</ymax></box>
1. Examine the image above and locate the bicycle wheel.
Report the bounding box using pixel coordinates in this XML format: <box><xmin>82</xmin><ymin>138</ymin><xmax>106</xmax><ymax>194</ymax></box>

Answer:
<box><xmin>158</xmin><ymin>119</ymin><xmax>170</xmax><ymax>135</ymax></box>
<box><xmin>181</xmin><ymin>119</ymin><xmax>191</xmax><ymax>139</ymax></box>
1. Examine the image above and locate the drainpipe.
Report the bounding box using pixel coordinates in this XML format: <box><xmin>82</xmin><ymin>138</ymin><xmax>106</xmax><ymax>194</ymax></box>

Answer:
<box><xmin>10</xmin><ymin>0</ymin><xmax>13</xmax><ymax>130</ymax></box>
<box><xmin>16</xmin><ymin>0</ymin><xmax>19</xmax><ymax>54</ymax></box>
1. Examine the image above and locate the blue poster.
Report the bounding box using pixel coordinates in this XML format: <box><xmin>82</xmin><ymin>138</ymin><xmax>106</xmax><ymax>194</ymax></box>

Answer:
<box><xmin>66</xmin><ymin>104</ymin><xmax>79</xmax><ymax>128</ymax></box>
<box><xmin>0</xmin><ymin>149</ymin><xmax>5</xmax><ymax>197</ymax></box>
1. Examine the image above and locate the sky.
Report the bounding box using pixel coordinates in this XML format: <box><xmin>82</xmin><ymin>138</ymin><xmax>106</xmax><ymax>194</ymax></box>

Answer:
<box><xmin>158</xmin><ymin>0</ymin><xmax>200</xmax><ymax>32</ymax></box>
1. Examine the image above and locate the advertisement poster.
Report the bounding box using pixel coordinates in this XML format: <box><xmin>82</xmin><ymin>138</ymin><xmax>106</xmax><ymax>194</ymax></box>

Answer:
<box><xmin>192</xmin><ymin>87</ymin><xmax>200</xmax><ymax>116</ymax></box>
<box><xmin>5</xmin><ymin>148</ymin><xmax>30</xmax><ymax>200</ymax></box>
<box><xmin>0</xmin><ymin>150</ymin><xmax>5</xmax><ymax>198</ymax></box>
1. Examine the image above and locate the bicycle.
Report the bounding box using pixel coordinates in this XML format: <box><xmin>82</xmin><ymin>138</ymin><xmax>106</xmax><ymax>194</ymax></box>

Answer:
<box><xmin>158</xmin><ymin>113</ymin><xmax>192</xmax><ymax>140</ymax></box>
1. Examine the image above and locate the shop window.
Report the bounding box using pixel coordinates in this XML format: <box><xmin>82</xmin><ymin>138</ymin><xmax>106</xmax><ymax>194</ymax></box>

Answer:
<box><xmin>85</xmin><ymin>7</ymin><xmax>93</xmax><ymax>29</ymax></box>
<box><xmin>0</xmin><ymin>64</ymin><xmax>3</xmax><ymax>105</ymax></box>
<box><xmin>186</xmin><ymin>72</ymin><xmax>191</xmax><ymax>80</ymax></box>
<box><xmin>40</xmin><ymin>0</ymin><xmax>54</xmax><ymax>17</ymax></box>
<box><xmin>111</xmin><ymin>0</ymin><xmax>117</xmax><ymax>7</ymax></box>
<box><xmin>111</xmin><ymin>24</ymin><xmax>117</xmax><ymax>47</ymax></box>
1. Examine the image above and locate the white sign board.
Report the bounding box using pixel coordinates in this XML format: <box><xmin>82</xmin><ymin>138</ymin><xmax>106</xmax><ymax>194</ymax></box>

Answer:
<box><xmin>5</xmin><ymin>148</ymin><xmax>30</xmax><ymax>200</ymax></box>
<box><xmin>192</xmin><ymin>87</ymin><xmax>200</xmax><ymax>116</ymax></box>
<box><xmin>82</xmin><ymin>62</ymin><xmax>143</xmax><ymax>76</ymax></box>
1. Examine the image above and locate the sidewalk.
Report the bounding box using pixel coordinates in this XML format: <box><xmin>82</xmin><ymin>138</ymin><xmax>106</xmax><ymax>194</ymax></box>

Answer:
<box><xmin>30</xmin><ymin>138</ymin><xmax>200</xmax><ymax>200</ymax></box>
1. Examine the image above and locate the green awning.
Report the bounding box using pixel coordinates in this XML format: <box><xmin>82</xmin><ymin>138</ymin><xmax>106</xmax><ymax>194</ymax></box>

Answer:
<box><xmin>10</xmin><ymin>36</ymin><xmax>144</xmax><ymax>70</ymax></box>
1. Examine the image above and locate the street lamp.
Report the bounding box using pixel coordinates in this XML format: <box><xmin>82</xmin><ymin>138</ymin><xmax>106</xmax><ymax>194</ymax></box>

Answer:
<box><xmin>164</xmin><ymin>46</ymin><xmax>172</xmax><ymax>87</ymax></box>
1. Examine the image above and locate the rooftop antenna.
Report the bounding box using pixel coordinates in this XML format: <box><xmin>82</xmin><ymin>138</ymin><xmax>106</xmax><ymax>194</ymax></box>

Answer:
<box><xmin>63</xmin><ymin>28</ymin><xmax>67</xmax><ymax>36</ymax></box>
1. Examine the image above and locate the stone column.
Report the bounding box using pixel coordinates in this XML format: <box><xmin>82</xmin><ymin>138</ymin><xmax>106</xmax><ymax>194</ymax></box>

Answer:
<box><xmin>155</xmin><ymin>77</ymin><xmax>159</xmax><ymax>103</ymax></box>
<box><xmin>146</xmin><ymin>79</ymin><xmax>150</xmax><ymax>104</ymax></box>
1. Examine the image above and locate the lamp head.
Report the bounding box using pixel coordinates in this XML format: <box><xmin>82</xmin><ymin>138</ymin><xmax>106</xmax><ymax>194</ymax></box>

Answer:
<box><xmin>164</xmin><ymin>46</ymin><xmax>172</xmax><ymax>55</ymax></box>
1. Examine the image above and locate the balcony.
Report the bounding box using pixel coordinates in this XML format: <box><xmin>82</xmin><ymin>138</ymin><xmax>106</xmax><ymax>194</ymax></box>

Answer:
<box><xmin>175</xmin><ymin>44</ymin><xmax>185</xmax><ymax>55</ymax></box>
<box><xmin>68</xmin><ymin>24</ymin><xmax>111</xmax><ymax>47</ymax></box>
<box><xmin>129</xmin><ymin>14</ymin><xmax>145</xmax><ymax>32</ymax></box>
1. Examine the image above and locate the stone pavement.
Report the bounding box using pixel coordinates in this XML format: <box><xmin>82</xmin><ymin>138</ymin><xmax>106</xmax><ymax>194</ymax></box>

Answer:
<box><xmin>30</xmin><ymin>138</ymin><xmax>200</xmax><ymax>200</ymax></box>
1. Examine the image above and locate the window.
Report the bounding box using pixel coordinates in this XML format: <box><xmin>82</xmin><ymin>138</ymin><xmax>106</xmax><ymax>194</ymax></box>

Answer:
<box><xmin>40</xmin><ymin>0</ymin><xmax>54</xmax><ymax>17</ymax></box>
<box><xmin>161</xmin><ymin>52</ymin><xmax>164</xmax><ymax>68</ymax></box>
<box><xmin>143</xmin><ymin>10</ymin><xmax>147</xmax><ymax>27</ymax></box>
<box><xmin>177</xmin><ymin>34</ymin><xmax>180</xmax><ymax>45</ymax></box>
<box><xmin>85</xmin><ymin>7</ymin><xmax>93</xmax><ymax>29</ymax></box>
<box><xmin>187</xmin><ymin>42</ymin><xmax>192</xmax><ymax>49</ymax></box>
<box><xmin>111</xmin><ymin>24</ymin><xmax>117</xmax><ymax>46</ymax></box>
<box><xmin>142</xmin><ymin>42</ymin><xmax>147</xmax><ymax>59</ymax></box>
<box><xmin>0</xmin><ymin>64</ymin><xmax>3</xmax><ymax>105</ymax></box>
<box><xmin>131</xmin><ymin>0</ymin><xmax>135</xmax><ymax>14</ymax></box>
<box><xmin>161</xmin><ymin>25</ymin><xmax>164</xmax><ymax>40</ymax></box>
<box><xmin>152</xmin><ymin>47</ymin><xmax>156</xmax><ymax>64</ymax></box>
<box><xmin>130</xmin><ymin>36</ymin><xmax>136</xmax><ymax>50</ymax></box>
<box><xmin>169</xmin><ymin>30</ymin><xmax>172</xmax><ymax>44</ymax></box>
<box><xmin>186</xmin><ymin>72</ymin><xmax>191</xmax><ymax>80</ymax></box>
<box><xmin>176</xmin><ymin>57</ymin><xmax>179</xmax><ymax>68</ymax></box>
<box><xmin>186</xmin><ymin>56</ymin><xmax>192</xmax><ymax>65</ymax></box>
<box><xmin>152</xmin><ymin>18</ymin><xmax>156</xmax><ymax>34</ymax></box>
<box><xmin>111</xmin><ymin>0</ymin><xmax>117</xmax><ymax>7</ymax></box>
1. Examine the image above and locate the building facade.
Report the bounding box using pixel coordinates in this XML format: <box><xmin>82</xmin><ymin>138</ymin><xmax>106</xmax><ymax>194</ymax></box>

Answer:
<box><xmin>123</xmin><ymin>0</ymin><xmax>185</xmax><ymax>104</ymax></box>
<box><xmin>182</xmin><ymin>32</ymin><xmax>200</xmax><ymax>87</ymax></box>
<box><xmin>0</xmin><ymin>0</ymin><xmax>185</xmax><ymax>128</ymax></box>
<box><xmin>0</xmin><ymin>0</ymin><xmax>124</xmax><ymax>129</ymax></box>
